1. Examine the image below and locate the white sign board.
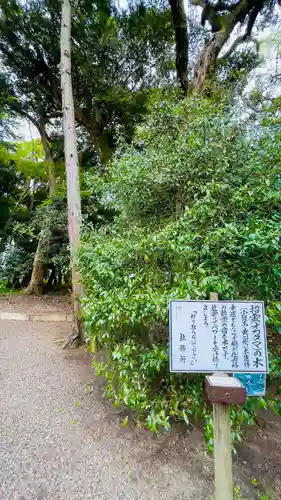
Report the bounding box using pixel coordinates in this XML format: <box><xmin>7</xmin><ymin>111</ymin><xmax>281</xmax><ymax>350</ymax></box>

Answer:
<box><xmin>169</xmin><ymin>300</ymin><xmax>268</xmax><ymax>373</ymax></box>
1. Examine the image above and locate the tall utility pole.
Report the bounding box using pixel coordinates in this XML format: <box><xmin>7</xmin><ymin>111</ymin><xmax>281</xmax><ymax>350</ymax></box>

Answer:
<box><xmin>60</xmin><ymin>0</ymin><xmax>83</xmax><ymax>341</ymax></box>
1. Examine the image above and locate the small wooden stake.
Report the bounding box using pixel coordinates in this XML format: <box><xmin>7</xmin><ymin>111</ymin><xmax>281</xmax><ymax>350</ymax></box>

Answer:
<box><xmin>209</xmin><ymin>292</ymin><xmax>233</xmax><ymax>500</ymax></box>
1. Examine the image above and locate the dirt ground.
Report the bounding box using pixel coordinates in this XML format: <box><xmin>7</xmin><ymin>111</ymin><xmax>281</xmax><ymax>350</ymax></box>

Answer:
<box><xmin>0</xmin><ymin>296</ymin><xmax>281</xmax><ymax>499</ymax></box>
<box><xmin>66</xmin><ymin>350</ymin><xmax>281</xmax><ymax>500</ymax></box>
<box><xmin>0</xmin><ymin>293</ymin><xmax>72</xmax><ymax>314</ymax></box>
<box><xmin>234</xmin><ymin>410</ymin><xmax>281</xmax><ymax>499</ymax></box>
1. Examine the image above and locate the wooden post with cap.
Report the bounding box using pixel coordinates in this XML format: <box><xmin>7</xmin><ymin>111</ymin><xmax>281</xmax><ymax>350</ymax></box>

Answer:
<box><xmin>212</xmin><ymin>374</ymin><xmax>233</xmax><ymax>500</ymax></box>
<box><xmin>206</xmin><ymin>293</ymin><xmax>246</xmax><ymax>500</ymax></box>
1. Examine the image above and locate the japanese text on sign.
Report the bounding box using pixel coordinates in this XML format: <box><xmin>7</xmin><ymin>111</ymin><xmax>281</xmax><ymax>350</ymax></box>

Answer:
<box><xmin>169</xmin><ymin>301</ymin><xmax>268</xmax><ymax>373</ymax></box>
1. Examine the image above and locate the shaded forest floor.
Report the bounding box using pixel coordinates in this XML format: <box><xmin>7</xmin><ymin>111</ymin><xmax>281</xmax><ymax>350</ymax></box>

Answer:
<box><xmin>0</xmin><ymin>297</ymin><xmax>280</xmax><ymax>499</ymax></box>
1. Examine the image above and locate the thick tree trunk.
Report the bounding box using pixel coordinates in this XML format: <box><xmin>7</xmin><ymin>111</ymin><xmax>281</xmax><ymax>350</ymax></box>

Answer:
<box><xmin>169</xmin><ymin>0</ymin><xmax>188</xmax><ymax>96</ymax></box>
<box><xmin>192</xmin><ymin>30</ymin><xmax>228</xmax><ymax>91</ymax></box>
<box><xmin>61</xmin><ymin>0</ymin><xmax>83</xmax><ymax>341</ymax></box>
<box><xmin>25</xmin><ymin>230</ymin><xmax>48</xmax><ymax>294</ymax></box>
<box><xmin>26</xmin><ymin>119</ymin><xmax>56</xmax><ymax>294</ymax></box>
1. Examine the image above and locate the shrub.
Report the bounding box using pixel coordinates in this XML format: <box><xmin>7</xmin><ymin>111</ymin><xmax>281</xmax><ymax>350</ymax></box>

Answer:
<box><xmin>79</xmin><ymin>97</ymin><xmax>281</xmax><ymax>446</ymax></box>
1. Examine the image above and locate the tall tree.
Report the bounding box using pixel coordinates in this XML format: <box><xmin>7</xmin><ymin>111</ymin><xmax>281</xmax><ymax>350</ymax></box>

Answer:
<box><xmin>0</xmin><ymin>69</ymin><xmax>59</xmax><ymax>293</ymax></box>
<box><xmin>61</xmin><ymin>0</ymin><xmax>83</xmax><ymax>340</ymax></box>
<box><xmin>0</xmin><ymin>0</ymin><xmax>175</xmax><ymax>162</ymax></box>
<box><xmin>0</xmin><ymin>79</ymin><xmax>59</xmax><ymax>293</ymax></box>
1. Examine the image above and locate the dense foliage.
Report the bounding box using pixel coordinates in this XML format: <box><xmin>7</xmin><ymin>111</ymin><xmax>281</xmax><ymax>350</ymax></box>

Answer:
<box><xmin>0</xmin><ymin>0</ymin><xmax>281</xmax><ymax>449</ymax></box>
<box><xmin>79</xmin><ymin>97</ymin><xmax>281</xmax><ymax>444</ymax></box>
<box><xmin>0</xmin><ymin>0</ymin><xmax>278</xmax><ymax>294</ymax></box>
<box><xmin>0</xmin><ymin>126</ymin><xmax>65</xmax><ymax>281</ymax></box>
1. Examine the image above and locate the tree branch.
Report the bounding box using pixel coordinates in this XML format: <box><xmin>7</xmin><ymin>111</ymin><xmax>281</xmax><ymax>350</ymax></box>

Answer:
<box><xmin>3</xmin><ymin>182</ymin><xmax>31</xmax><ymax>236</ymax></box>
<box><xmin>191</xmin><ymin>0</ymin><xmax>266</xmax><ymax>92</ymax></box>
<box><xmin>218</xmin><ymin>35</ymin><xmax>260</xmax><ymax>62</ymax></box>
<box><xmin>0</xmin><ymin>42</ymin><xmax>61</xmax><ymax>110</ymax></box>
<box><xmin>191</xmin><ymin>0</ymin><xmax>206</xmax><ymax>7</ymax></box>
<box><xmin>244</xmin><ymin>2</ymin><xmax>263</xmax><ymax>38</ymax></box>
<box><xmin>8</xmin><ymin>102</ymin><xmax>38</xmax><ymax>127</ymax></box>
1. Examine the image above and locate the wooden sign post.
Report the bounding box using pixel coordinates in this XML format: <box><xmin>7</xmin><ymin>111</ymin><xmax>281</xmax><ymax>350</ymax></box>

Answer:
<box><xmin>211</xmin><ymin>374</ymin><xmax>233</xmax><ymax>500</ymax></box>
<box><xmin>207</xmin><ymin>293</ymin><xmax>242</xmax><ymax>500</ymax></box>
<box><xmin>205</xmin><ymin>373</ymin><xmax>246</xmax><ymax>500</ymax></box>
<box><xmin>169</xmin><ymin>294</ymin><xmax>268</xmax><ymax>500</ymax></box>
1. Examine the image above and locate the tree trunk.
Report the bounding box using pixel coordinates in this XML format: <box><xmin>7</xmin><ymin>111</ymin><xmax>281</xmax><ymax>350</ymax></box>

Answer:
<box><xmin>169</xmin><ymin>0</ymin><xmax>188</xmax><ymax>96</ymax></box>
<box><xmin>192</xmin><ymin>31</ymin><xmax>228</xmax><ymax>92</ymax></box>
<box><xmin>25</xmin><ymin>225</ymin><xmax>50</xmax><ymax>294</ymax></box>
<box><xmin>75</xmin><ymin>106</ymin><xmax>111</xmax><ymax>164</ymax></box>
<box><xmin>25</xmin><ymin>119</ymin><xmax>56</xmax><ymax>294</ymax></box>
<box><xmin>38</xmin><ymin>117</ymin><xmax>56</xmax><ymax>196</ymax></box>
<box><xmin>175</xmin><ymin>184</ymin><xmax>183</xmax><ymax>219</ymax></box>
<box><xmin>61</xmin><ymin>0</ymin><xmax>83</xmax><ymax>341</ymax></box>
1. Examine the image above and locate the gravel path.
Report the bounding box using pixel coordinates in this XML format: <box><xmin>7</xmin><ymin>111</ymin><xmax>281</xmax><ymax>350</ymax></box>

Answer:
<box><xmin>0</xmin><ymin>320</ymin><xmax>211</xmax><ymax>500</ymax></box>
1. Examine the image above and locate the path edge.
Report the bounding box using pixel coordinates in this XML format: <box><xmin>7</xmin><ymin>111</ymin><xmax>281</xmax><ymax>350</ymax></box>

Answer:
<box><xmin>0</xmin><ymin>312</ymin><xmax>72</xmax><ymax>322</ymax></box>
